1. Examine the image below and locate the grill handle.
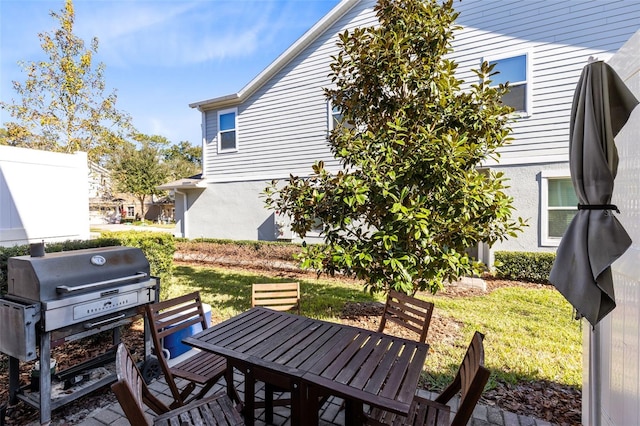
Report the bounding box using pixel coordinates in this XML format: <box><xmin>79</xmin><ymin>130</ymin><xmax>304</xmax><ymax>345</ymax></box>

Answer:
<box><xmin>84</xmin><ymin>313</ymin><xmax>126</xmax><ymax>329</ymax></box>
<box><xmin>56</xmin><ymin>272</ymin><xmax>149</xmax><ymax>294</ymax></box>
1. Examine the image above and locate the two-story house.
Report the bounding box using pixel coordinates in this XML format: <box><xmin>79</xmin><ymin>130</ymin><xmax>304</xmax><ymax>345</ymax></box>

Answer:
<box><xmin>160</xmin><ymin>0</ymin><xmax>640</xmax><ymax>266</ymax></box>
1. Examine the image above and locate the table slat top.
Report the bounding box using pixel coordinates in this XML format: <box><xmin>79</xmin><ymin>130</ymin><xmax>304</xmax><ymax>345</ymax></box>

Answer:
<box><xmin>184</xmin><ymin>307</ymin><xmax>429</xmax><ymax>415</ymax></box>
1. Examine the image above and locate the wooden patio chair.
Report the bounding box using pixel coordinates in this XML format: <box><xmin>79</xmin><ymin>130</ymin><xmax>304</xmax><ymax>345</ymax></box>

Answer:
<box><xmin>111</xmin><ymin>343</ymin><xmax>244</xmax><ymax>426</ymax></box>
<box><xmin>378</xmin><ymin>289</ymin><xmax>435</xmax><ymax>344</ymax></box>
<box><xmin>251</xmin><ymin>282</ymin><xmax>300</xmax><ymax>314</ymax></box>
<box><xmin>367</xmin><ymin>331</ymin><xmax>490</xmax><ymax>426</ymax></box>
<box><xmin>145</xmin><ymin>292</ymin><xmax>234</xmax><ymax>409</ymax></box>
<box><xmin>250</xmin><ymin>282</ymin><xmax>301</xmax><ymax>422</ymax></box>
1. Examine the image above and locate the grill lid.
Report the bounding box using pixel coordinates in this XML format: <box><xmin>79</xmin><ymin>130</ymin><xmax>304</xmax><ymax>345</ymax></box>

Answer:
<box><xmin>7</xmin><ymin>246</ymin><xmax>151</xmax><ymax>302</ymax></box>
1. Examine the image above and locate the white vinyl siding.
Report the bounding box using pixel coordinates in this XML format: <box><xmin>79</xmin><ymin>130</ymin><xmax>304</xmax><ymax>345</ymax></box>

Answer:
<box><xmin>198</xmin><ymin>0</ymin><xmax>640</xmax><ymax>182</ymax></box>
<box><xmin>450</xmin><ymin>0</ymin><xmax>640</xmax><ymax>166</ymax></box>
<box><xmin>201</xmin><ymin>1</ymin><xmax>377</xmax><ymax>182</ymax></box>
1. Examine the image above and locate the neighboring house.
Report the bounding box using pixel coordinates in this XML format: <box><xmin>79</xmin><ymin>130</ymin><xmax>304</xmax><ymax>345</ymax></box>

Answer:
<box><xmin>89</xmin><ymin>162</ymin><xmax>173</xmax><ymax>223</ymax></box>
<box><xmin>162</xmin><ymin>0</ymin><xmax>640</xmax><ymax>266</ymax></box>
<box><xmin>0</xmin><ymin>145</ymin><xmax>89</xmax><ymax>246</ymax></box>
<box><xmin>88</xmin><ymin>161</ymin><xmax>121</xmax><ymax>224</ymax></box>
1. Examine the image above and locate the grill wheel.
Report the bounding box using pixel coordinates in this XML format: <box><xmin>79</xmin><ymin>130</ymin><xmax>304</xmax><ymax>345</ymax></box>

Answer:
<box><xmin>141</xmin><ymin>356</ymin><xmax>162</xmax><ymax>384</ymax></box>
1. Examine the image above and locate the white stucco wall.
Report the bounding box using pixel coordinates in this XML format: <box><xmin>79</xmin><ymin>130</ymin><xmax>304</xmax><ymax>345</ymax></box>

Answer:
<box><xmin>181</xmin><ymin>180</ymin><xmax>277</xmax><ymax>241</ymax></box>
<box><xmin>491</xmin><ymin>162</ymin><xmax>573</xmax><ymax>254</ymax></box>
<box><xmin>0</xmin><ymin>146</ymin><xmax>89</xmax><ymax>246</ymax></box>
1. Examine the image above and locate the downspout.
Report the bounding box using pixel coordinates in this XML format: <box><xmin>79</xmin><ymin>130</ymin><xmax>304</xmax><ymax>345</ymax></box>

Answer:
<box><xmin>174</xmin><ymin>189</ymin><xmax>188</xmax><ymax>238</ymax></box>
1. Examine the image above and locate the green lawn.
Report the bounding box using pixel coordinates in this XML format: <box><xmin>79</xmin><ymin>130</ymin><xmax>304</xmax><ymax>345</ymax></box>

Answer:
<box><xmin>165</xmin><ymin>264</ymin><xmax>582</xmax><ymax>392</ymax></box>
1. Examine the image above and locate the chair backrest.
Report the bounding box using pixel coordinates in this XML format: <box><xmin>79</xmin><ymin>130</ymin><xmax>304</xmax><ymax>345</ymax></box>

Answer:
<box><xmin>144</xmin><ymin>291</ymin><xmax>210</xmax><ymax>404</ymax></box>
<box><xmin>435</xmin><ymin>331</ymin><xmax>490</xmax><ymax>426</ymax></box>
<box><xmin>377</xmin><ymin>289</ymin><xmax>434</xmax><ymax>343</ymax></box>
<box><xmin>251</xmin><ymin>282</ymin><xmax>300</xmax><ymax>313</ymax></box>
<box><xmin>111</xmin><ymin>343</ymin><xmax>170</xmax><ymax>425</ymax></box>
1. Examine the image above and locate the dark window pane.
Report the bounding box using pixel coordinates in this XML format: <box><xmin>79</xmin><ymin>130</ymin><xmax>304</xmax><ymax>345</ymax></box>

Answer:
<box><xmin>501</xmin><ymin>84</ymin><xmax>526</xmax><ymax>112</ymax></box>
<box><xmin>220</xmin><ymin>131</ymin><xmax>236</xmax><ymax>150</ymax></box>
<box><xmin>549</xmin><ymin>209</ymin><xmax>577</xmax><ymax>238</ymax></box>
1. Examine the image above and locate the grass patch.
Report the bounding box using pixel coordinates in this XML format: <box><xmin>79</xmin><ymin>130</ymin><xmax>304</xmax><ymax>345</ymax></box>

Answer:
<box><xmin>165</xmin><ymin>265</ymin><xmax>382</xmax><ymax>321</ymax></box>
<box><xmin>419</xmin><ymin>286</ymin><xmax>582</xmax><ymax>390</ymax></box>
<box><xmin>164</xmin><ymin>264</ymin><xmax>582</xmax><ymax>392</ymax></box>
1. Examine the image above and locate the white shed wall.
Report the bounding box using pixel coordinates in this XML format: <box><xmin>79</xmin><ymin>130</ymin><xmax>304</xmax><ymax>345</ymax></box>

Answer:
<box><xmin>0</xmin><ymin>146</ymin><xmax>89</xmax><ymax>246</ymax></box>
<box><xmin>582</xmin><ymin>30</ymin><xmax>640</xmax><ymax>426</ymax></box>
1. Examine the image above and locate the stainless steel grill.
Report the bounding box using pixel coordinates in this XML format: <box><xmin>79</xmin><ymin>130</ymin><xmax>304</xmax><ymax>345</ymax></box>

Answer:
<box><xmin>0</xmin><ymin>246</ymin><xmax>159</xmax><ymax>425</ymax></box>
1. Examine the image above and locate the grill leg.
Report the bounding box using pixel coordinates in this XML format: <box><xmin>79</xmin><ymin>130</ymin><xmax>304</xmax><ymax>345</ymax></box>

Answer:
<box><xmin>8</xmin><ymin>357</ymin><xmax>19</xmax><ymax>404</ymax></box>
<box><xmin>39</xmin><ymin>332</ymin><xmax>51</xmax><ymax>425</ymax></box>
<box><xmin>113</xmin><ymin>326</ymin><xmax>120</xmax><ymax>346</ymax></box>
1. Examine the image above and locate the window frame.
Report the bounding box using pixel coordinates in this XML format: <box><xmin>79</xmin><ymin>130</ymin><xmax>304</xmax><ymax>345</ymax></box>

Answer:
<box><xmin>327</xmin><ymin>100</ymin><xmax>343</xmax><ymax>132</ymax></box>
<box><xmin>217</xmin><ymin>108</ymin><xmax>238</xmax><ymax>153</ymax></box>
<box><xmin>484</xmin><ymin>51</ymin><xmax>532</xmax><ymax>116</ymax></box>
<box><xmin>540</xmin><ymin>170</ymin><xmax>577</xmax><ymax>247</ymax></box>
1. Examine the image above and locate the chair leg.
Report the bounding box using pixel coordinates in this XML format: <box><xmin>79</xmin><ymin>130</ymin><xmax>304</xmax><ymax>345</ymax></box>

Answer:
<box><xmin>227</xmin><ymin>367</ymin><xmax>242</xmax><ymax>406</ymax></box>
<box><xmin>265</xmin><ymin>383</ymin><xmax>275</xmax><ymax>424</ymax></box>
<box><xmin>244</xmin><ymin>369</ymin><xmax>256</xmax><ymax>426</ymax></box>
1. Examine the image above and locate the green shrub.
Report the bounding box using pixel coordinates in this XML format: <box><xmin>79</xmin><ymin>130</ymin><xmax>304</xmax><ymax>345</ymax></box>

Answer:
<box><xmin>0</xmin><ymin>232</ymin><xmax>174</xmax><ymax>295</ymax></box>
<box><xmin>100</xmin><ymin>231</ymin><xmax>175</xmax><ymax>281</ymax></box>
<box><xmin>494</xmin><ymin>251</ymin><xmax>555</xmax><ymax>283</ymax></box>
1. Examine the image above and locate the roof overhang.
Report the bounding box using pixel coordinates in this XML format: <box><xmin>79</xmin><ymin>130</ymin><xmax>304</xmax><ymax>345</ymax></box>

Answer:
<box><xmin>157</xmin><ymin>177</ymin><xmax>207</xmax><ymax>191</ymax></box>
<box><xmin>188</xmin><ymin>0</ymin><xmax>361</xmax><ymax>112</ymax></box>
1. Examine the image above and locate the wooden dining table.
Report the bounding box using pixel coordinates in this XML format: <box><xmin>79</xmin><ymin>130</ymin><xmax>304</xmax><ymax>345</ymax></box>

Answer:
<box><xmin>183</xmin><ymin>307</ymin><xmax>429</xmax><ymax>426</ymax></box>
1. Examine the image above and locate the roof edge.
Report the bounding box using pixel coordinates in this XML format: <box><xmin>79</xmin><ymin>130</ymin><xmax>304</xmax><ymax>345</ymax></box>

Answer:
<box><xmin>189</xmin><ymin>0</ymin><xmax>361</xmax><ymax>111</ymax></box>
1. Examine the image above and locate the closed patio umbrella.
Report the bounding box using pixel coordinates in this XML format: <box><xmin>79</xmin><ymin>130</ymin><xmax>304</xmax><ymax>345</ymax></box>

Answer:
<box><xmin>550</xmin><ymin>61</ymin><xmax>638</xmax><ymax>426</ymax></box>
<box><xmin>549</xmin><ymin>60</ymin><xmax>638</xmax><ymax>327</ymax></box>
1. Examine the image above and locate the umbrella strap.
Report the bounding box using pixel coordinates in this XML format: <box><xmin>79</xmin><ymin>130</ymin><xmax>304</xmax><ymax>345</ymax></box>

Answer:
<box><xmin>578</xmin><ymin>204</ymin><xmax>620</xmax><ymax>213</ymax></box>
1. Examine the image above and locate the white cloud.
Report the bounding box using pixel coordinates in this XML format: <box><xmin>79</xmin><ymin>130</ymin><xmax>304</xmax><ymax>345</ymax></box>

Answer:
<box><xmin>73</xmin><ymin>0</ymin><xmax>290</xmax><ymax>67</ymax></box>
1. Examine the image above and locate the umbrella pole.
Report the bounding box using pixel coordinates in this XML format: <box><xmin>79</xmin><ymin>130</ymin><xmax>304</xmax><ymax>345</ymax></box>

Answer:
<box><xmin>589</xmin><ymin>324</ymin><xmax>602</xmax><ymax>426</ymax></box>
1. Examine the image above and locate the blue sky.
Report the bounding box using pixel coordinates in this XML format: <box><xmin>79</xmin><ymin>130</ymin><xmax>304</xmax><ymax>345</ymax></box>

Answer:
<box><xmin>0</xmin><ymin>0</ymin><xmax>340</xmax><ymax>146</ymax></box>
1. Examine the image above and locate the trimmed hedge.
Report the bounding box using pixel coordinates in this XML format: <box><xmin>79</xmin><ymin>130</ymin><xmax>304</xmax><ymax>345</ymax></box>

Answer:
<box><xmin>1</xmin><ymin>232</ymin><xmax>174</xmax><ymax>295</ymax></box>
<box><xmin>494</xmin><ymin>251</ymin><xmax>555</xmax><ymax>283</ymax></box>
<box><xmin>90</xmin><ymin>231</ymin><xmax>175</xmax><ymax>281</ymax></box>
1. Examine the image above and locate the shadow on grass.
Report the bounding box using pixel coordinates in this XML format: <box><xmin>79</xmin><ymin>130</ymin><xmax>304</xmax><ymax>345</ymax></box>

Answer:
<box><xmin>169</xmin><ymin>265</ymin><xmax>378</xmax><ymax>319</ymax></box>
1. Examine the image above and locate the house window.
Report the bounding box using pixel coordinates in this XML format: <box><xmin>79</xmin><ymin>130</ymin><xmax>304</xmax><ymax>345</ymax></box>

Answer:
<box><xmin>328</xmin><ymin>101</ymin><xmax>355</xmax><ymax>132</ymax></box>
<box><xmin>486</xmin><ymin>53</ymin><xmax>530</xmax><ymax>114</ymax></box>
<box><xmin>328</xmin><ymin>103</ymin><xmax>343</xmax><ymax>131</ymax></box>
<box><xmin>127</xmin><ymin>206</ymin><xmax>135</xmax><ymax>217</ymax></box>
<box><xmin>218</xmin><ymin>108</ymin><xmax>237</xmax><ymax>152</ymax></box>
<box><xmin>541</xmin><ymin>171</ymin><xmax>578</xmax><ymax>246</ymax></box>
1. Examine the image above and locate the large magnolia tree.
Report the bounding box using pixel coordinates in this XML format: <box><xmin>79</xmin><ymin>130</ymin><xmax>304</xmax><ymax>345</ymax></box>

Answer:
<box><xmin>264</xmin><ymin>0</ymin><xmax>526</xmax><ymax>294</ymax></box>
<box><xmin>0</xmin><ymin>0</ymin><xmax>131</xmax><ymax>163</ymax></box>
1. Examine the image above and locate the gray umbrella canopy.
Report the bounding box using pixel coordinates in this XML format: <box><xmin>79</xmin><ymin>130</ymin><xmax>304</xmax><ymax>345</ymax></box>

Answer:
<box><xmin>550</xmin><ymin>61</ymin><xmax>638</xmax><ymax>326</ymax></box>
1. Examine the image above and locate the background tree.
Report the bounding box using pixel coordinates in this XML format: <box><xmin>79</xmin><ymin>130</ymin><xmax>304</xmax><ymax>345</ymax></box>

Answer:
<box><xmin>0</xmin><ymin>0</ymin><xmax>131</xmax><ymax>163</ymax></box>
<box><xmin>163</xmin><ymin>140</ymin><xmax>202</xmax><ymax>181</ymax></box>
<box><xmin>264</xmin><ymin>0</ymin><xmax>526</xmax><ymax>295</ymax></box>
<box><xmin>109</xmin><ymin>133</ymin><xmax>169</xmax><ymax>220</ymax></box>
<box><xmin>0</xmin><ymin>128</ymin><xmax>8</xmax><ymax>145</ymax></box>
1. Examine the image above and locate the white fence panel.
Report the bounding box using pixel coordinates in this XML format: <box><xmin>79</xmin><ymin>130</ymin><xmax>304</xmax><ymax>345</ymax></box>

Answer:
<box><xmin>0</xmin><ymin>146</ymin><xmax>89</xmax><ymax>246</ymax></box>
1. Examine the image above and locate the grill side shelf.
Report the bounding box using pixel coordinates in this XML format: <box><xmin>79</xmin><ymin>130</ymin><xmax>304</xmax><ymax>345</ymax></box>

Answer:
<box><xmin>0</xmin><ymin>299</ymin><xmax>40</xmax><ymax>361</ymax></box>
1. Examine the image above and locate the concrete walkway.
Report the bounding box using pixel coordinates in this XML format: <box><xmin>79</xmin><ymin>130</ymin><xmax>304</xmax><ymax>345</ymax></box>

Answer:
<box><xmin>34</xmin><ymin>371</ymin><xmax>554</xmax><ymax>426</ymax></box>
